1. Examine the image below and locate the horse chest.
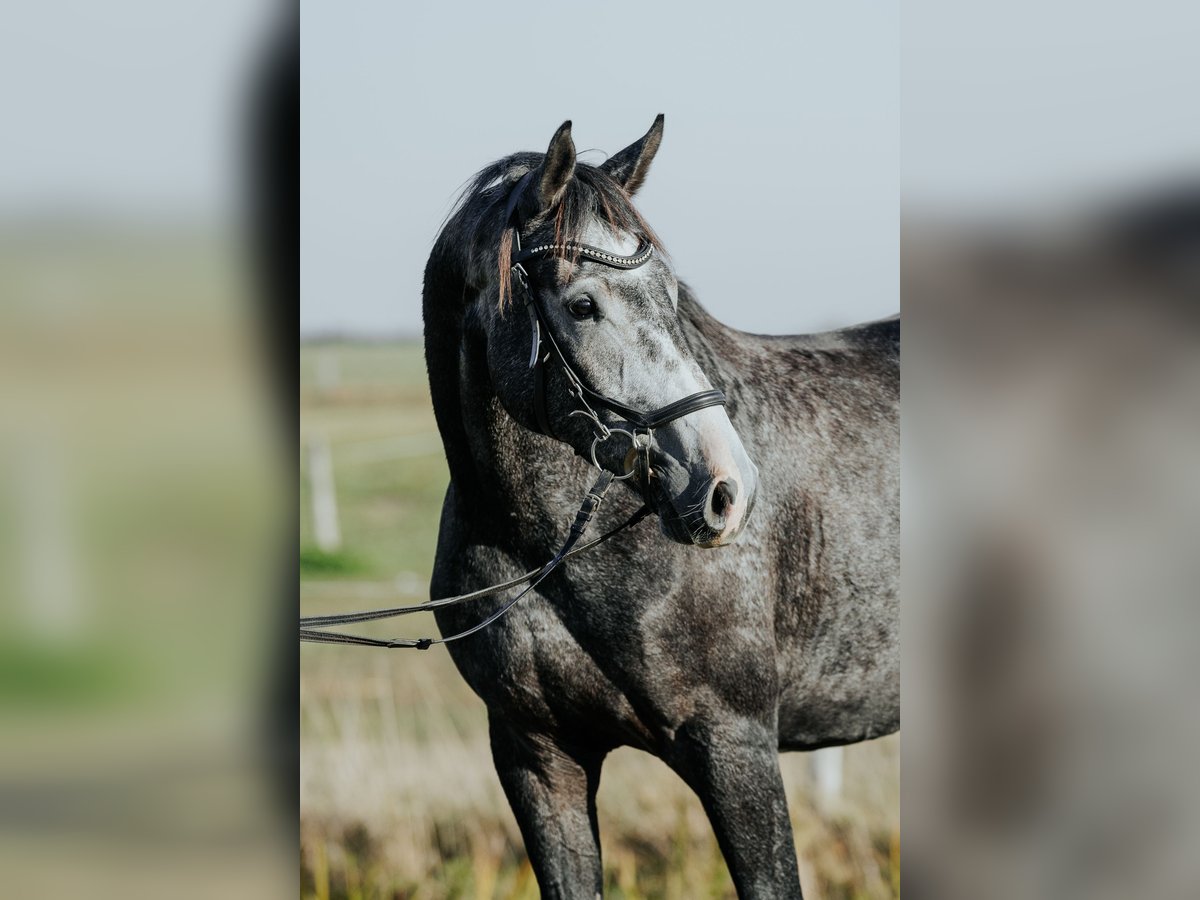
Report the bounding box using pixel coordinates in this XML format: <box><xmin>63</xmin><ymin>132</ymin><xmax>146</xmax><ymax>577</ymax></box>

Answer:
<box><xmin>443</xmin><ymin>559</ymin><xmax>778</xmax><ymax>748</ymax></box>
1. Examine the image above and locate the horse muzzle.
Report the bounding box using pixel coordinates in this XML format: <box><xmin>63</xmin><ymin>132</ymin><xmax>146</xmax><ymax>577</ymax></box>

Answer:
<box><xmin>648</xmin><ymin>448</ymin><xmax>759</xmax><ymax>548</ymax></box>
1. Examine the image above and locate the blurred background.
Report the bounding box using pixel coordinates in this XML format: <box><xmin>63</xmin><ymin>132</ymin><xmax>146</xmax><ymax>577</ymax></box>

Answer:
<box><xmin>903</xmin><ymin>3</ymin><xmax>1200</xmax><ymax>898</ymax></box>
<box><xmin>0</xmin><ymin>1</ymin><xmax>291</xmax><ymax>898</ymax></box>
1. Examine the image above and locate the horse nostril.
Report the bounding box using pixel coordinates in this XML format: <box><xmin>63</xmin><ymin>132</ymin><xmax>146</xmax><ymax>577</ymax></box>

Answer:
<box><xmin>710</xmin><ymin>479</ymin><xmax>738</xmax><ymax>520</ymax></box>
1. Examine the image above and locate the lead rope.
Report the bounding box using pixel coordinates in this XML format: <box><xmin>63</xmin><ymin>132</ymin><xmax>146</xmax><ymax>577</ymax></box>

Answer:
<box><xmin>300</xmin><ymin>472</ymin><xmax>647</xmax><ymax>649</ymax></box>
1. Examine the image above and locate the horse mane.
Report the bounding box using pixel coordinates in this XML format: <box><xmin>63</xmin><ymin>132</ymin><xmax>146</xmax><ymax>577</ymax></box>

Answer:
<box><xmin>437</xmin><ymin>152</ymin><xmax>665</xmax><ymax>311</ymax></box>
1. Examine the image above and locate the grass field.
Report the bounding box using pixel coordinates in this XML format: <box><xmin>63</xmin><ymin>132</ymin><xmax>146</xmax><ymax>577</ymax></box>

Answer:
<box><xmin>300</xmin><ymin>341</ymin><xmax>899</xmax><ymax>899</ymax></box>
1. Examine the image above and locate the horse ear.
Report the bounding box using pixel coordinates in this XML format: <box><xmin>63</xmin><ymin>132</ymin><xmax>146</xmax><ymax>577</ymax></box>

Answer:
<box><xmin>526</xmin><ymin>120</ymin><xmax>576</xmax><ymax>217</ymax></box>
<box><xmin>600</xmin><ymin>114</ymin><xmax>664</xmax><ymax>195</ymax></box>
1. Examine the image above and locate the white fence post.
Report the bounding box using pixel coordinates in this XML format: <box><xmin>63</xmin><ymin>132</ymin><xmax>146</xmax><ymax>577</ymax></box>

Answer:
<box><xmin>812</xmin><ymin>746</ymin><xmax>844</xmax><ymax>810</ymax></box>
<box><xmin>16</xmin><ymin>436</ymin><xmax>81</xmax><ymax>637</ymax></box>
<box><xmin>306</xmin><ymin>434</ymin><xmax>341</xmax><ymax>551</ymax></box>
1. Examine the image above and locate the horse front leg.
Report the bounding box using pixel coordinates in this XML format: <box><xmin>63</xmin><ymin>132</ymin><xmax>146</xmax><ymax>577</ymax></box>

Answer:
<box><xmin>665</xmin><ymin>716</ymin><xmax>803</xmax><ymax>899</ymax></box>
<box><xmin>489</xmin><ymin>717</ymin><xmax>605</xmax><ymax>900</ymax></box>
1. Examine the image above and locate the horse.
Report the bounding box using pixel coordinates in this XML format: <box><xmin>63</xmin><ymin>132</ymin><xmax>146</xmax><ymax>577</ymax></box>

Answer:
<box><xmin>421</xmin><ymin>116</ymin><xmax>899</xmax><ymax>899</ymax></box>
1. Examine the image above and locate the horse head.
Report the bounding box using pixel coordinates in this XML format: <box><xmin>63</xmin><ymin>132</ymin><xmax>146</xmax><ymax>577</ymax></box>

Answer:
<box><xmin>458</xmin><ymin>118</ymin><xmax>758</xmax><ymax>547</ymax></box>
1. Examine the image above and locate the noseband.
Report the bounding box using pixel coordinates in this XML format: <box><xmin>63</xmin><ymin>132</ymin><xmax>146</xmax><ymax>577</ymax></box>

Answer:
<box><xmin>505</xmin><ymin>171</ymin><xmax>726</xmax><ymax>491</ymax></box>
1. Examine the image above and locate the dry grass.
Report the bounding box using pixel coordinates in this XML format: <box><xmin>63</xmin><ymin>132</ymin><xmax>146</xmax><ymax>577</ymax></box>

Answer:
<box><xmin>300</xmin><ymin>342</ymin><xmax>899</xmax><ymax>899</ymax></box>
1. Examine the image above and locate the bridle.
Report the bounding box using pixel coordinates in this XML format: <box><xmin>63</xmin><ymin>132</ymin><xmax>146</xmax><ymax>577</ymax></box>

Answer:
<box><xmin>505</xmin><ymin>169</ymin><xmax>726</xmax><ymax>493</ymax></box>
<box><xmin>299</xmin><ymin>171</ymin><xmax>725</xmax><ymax>649</ymax></box>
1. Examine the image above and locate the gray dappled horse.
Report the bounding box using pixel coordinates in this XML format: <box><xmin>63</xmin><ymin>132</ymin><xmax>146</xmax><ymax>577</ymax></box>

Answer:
<box><xmin>422</xmin><ymin>117</ymin><xmax>898</xmax><ymax>899</ymax></box>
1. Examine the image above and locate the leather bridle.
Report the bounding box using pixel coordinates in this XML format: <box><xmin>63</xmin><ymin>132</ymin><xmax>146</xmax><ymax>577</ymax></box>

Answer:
<box><xmin>299</xmin><ymin>172</ymin><xmax>726</xmax><ymax>650</ymax></box>
<box><xmin>506</xmin><ymin>170</ymin><xmax>726</xmax><ymax>494</ymax></box>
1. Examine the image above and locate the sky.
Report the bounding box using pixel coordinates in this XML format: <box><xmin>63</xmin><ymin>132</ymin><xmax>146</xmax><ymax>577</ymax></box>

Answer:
<box><xmin>301</xmin><ymin>1</ymin><xmax>1197</xmax><ymax>337</ymax></box>
<box><xmin>902</xmin><ymin>1</ymin><xmax>1200</xmax><ymax>214</ymax></box>
<box><xmin>0</xmin><ymin>0</ymin><xmax>276</xmax><ymax>220</ymax></box>
<box><xmin>300</xmin><ymin>2</ymin><xmax>900</xmax><ymax>337</ymax></box>
<box><xmin>0</xmin><ymin>2</ymin><xmax>1191</xmax><ymax>336</ymax></box>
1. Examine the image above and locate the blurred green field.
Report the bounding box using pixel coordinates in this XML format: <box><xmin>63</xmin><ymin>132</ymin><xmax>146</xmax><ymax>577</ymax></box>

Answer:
<box><xmin>299</xmin><ymin>341</ymin><xmax>899</xmax><ymax>899</ymax></box>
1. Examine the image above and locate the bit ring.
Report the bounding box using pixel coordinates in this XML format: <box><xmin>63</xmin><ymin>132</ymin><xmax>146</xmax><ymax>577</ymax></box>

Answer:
<box><xmin>590</xmin><ymin>428</ymin><xmax>639</xmax><ymax>480</ymax></box>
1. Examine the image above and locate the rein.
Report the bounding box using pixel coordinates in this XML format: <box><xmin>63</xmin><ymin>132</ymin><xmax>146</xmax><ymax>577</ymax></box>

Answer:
<box><xmin>299</xmin><ymin>171</ymin><xmax>725</xmax><ymax>650</ymax></box>
<box><xmin>300</xmin><ymin>471</ymin><xmax>648</xmax><ymax>649</ymax></box>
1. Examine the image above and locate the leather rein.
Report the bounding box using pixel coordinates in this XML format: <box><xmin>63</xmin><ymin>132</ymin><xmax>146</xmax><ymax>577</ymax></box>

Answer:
<box><xmin>299</xmin><ymin>172</ymin><xmax>725</xmax><ymax>649</ymax></box>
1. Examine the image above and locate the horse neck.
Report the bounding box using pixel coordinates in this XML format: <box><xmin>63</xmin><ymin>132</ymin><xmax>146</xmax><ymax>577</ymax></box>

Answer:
<box><xmin>674</xmin><ymin>282</ymin><xmax>745</xmax><ymax>394</ymax></box>
<box><xmin>422</xmin><ymin>265</ymin><xmax>562</xmax><ymax>519</ymax></box>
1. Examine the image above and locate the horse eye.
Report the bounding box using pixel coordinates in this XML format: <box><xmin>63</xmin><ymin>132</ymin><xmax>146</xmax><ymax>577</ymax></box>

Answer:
<box><xmin>567</xmin><ymin>296</ymin><xmax>597</xmax><ymax>320</ymax></box>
